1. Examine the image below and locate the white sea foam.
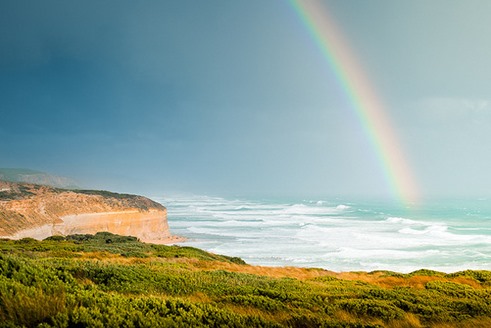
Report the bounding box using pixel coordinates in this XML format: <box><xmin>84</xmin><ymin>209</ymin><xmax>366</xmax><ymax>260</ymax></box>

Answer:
<box><xmin>332</xmin><ymin>247</ymin><xmax>441</xmax><ymax>260</ymax></box>
<box><xmin>386</xmin><ymin>217</ymin><xmax>421</xmax><ymax>225</ymax></box>
<box><xmin>160</xmin><ymin>194</ymin><xmax>491</xmax><ymax>273</ymax></box>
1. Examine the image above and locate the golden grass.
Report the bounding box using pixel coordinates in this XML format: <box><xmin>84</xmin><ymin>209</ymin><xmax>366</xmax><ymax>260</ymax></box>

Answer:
<box><xmin>387</xmin><ymin>313</ymin><xmax>423</xmax><ymax>328</ymax></box>
<box><xmin>186</xmin><ymin>292</ymin><xmax>212</xmax><ymax>304</ymax></box>
<box><xmin>70</xmin><ymin>253</ymin><xmax>489</xmax><ymax>292</ymax></box>
<box><xmin>200</xmin><ymin>262</ymin><xmax>334</xmax><ymax>280</ymax></box>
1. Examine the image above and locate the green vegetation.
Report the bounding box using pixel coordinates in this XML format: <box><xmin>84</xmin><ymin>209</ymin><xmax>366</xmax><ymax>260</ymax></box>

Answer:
<box><xmin>0</xmin><ymin>181</ymin><xmax>163</xmax><ymax>210</ymax></box>
<box><xmin>1</xmin><ymin>233</ymin><xmax>491</xmax><ymax>327</ymax></box>
<box><xmin>0</xmin><ymin>183</ymin><xmax>64</xmax><ymax>201</ymax></box>
<box><xmin>74</xmin><ymin>189</ymin><xmax>140</xmax><ymax>198</ymax></box>
<box><xmin>72</xmin><ymin>190</ymin><xmax>163</xmax><ymax>210</ymax></box>
<box><xmin>0</xmin><ymin>184</ymin><xmax>38</xmax><ymax>201</ymax></box>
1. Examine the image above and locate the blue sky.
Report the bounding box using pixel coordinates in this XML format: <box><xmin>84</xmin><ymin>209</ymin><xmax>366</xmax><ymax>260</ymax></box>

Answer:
<box><xmin>2</xmin><ymin>0</ymin><xmax>491</xmax><ymax>199</ymax></box>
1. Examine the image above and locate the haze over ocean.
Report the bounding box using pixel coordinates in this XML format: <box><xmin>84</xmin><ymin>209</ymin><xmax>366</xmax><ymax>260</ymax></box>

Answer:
<box><xmin>2</xmin><ymin>1</ymin><xmax>491</xmax><ymax>271</ymax></box>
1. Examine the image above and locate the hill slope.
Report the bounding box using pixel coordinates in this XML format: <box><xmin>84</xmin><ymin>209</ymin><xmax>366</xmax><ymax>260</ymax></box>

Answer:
<box><xmin>0</xmin><ymin>168</ymin><xmax>78</xmax><ymax>189</ymax></box>
<box><xmin>0</xmin><ymin>181</ymin><xmax>174</xmax><ymax>243</ymax></box>
<box><xmin>1</xmin><ymin>233</ymin><xmax>491</xmax><ymax>327</ymax></box>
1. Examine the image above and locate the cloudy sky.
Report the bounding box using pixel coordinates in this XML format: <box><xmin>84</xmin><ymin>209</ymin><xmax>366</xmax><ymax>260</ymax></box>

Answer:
<box><xmin>1</xmin><ymin>0</ymin><xmax>491</xmax><ymax>200</ymax></box>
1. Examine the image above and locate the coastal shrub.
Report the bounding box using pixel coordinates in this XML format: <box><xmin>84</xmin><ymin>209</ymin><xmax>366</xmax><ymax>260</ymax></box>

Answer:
<box><xmin>450</xmin><ymin>299</ymin><xmax>491</xmax><ymax>317</ymax></box>
<box><xmin>311</xmin><ymin>275</ymin><xmax>340</xmax><ymax>283</ymax></box>
<box><xmin>425</xmin><ymin>281</ymin><xmax>476</xmax><ymax>297</ymax></box>
<box><xmin>15</xmin><ymin>237</ymin><xmax>38</xmax><ymax>244</ymax></box>
<box><xmin>254</xmin><ymin>287</ymin><xmax>293</xmax><ymax>303</ymax></box>
<box><xmin>44</xmin><ymin>235</ymin><xmax>66</xmax><ymax>242</ymax></box>
<box><xmin>362</xmin><ymin>288</ymin><xmax>402</xmax><ymax>302</ymax></box>
<box><xmin>368</xmin><ymin>270</ymin><xmax>405</xmax><ymax>278</ymax></box>
<box><xmin>121</xmin><ymin>250</ymin><xmax>148</xmax><ymax>258</ymax></box>
<box><xmin>65</xmin><ymin>232</ymin><xmax>138</xmax><ymax>244</ymax></box>
<box><xmin>448</xmin><ymin>270</ymin><xmax>491</xmax><ymax>284</ymax></box>
<box><xmin>94</xmin><ymin>231</ymin><xmax>139</xmax><ymax>243</ymax></box>
<box><xmin>74</xmin><ymin>189</ymin><xmax>134</xmax><ymax>199</ymax></box>
<box><xmin>152</xmin><ymin>245</ymin><xmax>242</xmax><ymax>263</ymax></box>
<box><xmin>408</xmin><ymin>269</ymin><xmax>446</xmax><ymax>277</ymax></box>
<box><xmin>66</xmin><ymin>234</ymin><xmax>94</xmax><ymax>243</ymax></box>
<box><xmin>225</xmin><ymin>256</ymin><xmax>247</xmax><ymax>265</ymax></box>
<box><xmin>0</xmin><ymin>233</ymin><xmax>246</xmax><ymax>265</ymax></box>
<box><xmin>0</xmin><ymin>277</ymin><xmax>68</xmax><ymax>327</ymax></box>
<box><xmin>51</xmin><ymin>294</ymin><xmax>278</xmax><ymax>328</ymax></box>
<box><xmin>1</xmin><ymin>233</ymin><xmax>491</xmax><ymax>327</ymax></box>
<box><xmin>286</xmin><ymin>314</ymin><xmax>335</xmax><ymax>328</ymax></box>
<box><xmin>223</xmin><ymin>294</ymin><xmax>287</xmax><ymax>312</ymax></box>
<box><xmin>64</xmin><ymin>260</ymin><xmax>203</xmax><ymax>296</ymax></box>
<box><xmin>0</xmin><ymin>256</ymin><xmax>72</xmax><ymax>327</ymax></box>
<box><xmin>338</xmin><ymin>299</ymin><xmax>405</xmax><ymax>321</ymax></box>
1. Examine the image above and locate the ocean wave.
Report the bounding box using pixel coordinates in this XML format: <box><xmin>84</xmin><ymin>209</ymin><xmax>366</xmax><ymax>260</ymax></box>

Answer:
<box><xmin>399</xmin><ymin>224</ymin><xmax>448</xmax><ymax>235</ymax></box>
<box><xmin>332</xmin><ymin>247</ymin><xmax>441</xmax><ymax>260</ymax></box>
<box><xmin>280</xmin><ymin>203</ymin><xmax>341</xmax><ymax>215</ymax></box>
<box><xmin>386</xmin><ymin>216</ymin><xmax>421</xmax><ymax>225</ymax></box>
<box><xmin>163</xmin><ymin>194</ymin><xmax>491</xmax><ymax>272</ymax></box>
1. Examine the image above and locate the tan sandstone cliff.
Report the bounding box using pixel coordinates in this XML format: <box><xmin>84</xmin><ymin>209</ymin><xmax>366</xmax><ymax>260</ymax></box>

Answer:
<box><xmin>0</xmin><ymin>181</ymin><xmax>177</xmax><ymax>243</ymax></box>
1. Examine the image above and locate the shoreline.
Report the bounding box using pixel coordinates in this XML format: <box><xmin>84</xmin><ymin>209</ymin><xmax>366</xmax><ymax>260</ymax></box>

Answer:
<box><xmin>144</xmin><ymin>235</ymin><xmax>187</xmax><ymax>245</ymax></box>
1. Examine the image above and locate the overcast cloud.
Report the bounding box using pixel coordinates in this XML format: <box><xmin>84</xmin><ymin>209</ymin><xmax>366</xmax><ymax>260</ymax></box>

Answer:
<box><xmin>2</xmin><ymin>0</ymin><xmax>491</xmax><ymax>200</ymax></box>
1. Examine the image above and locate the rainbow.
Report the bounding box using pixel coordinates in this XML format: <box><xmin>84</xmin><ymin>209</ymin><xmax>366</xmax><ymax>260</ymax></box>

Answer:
<box><xmin>289</xmin><ymin>0</ymin><xmax>419</xmax><ymax>206</ymax></box>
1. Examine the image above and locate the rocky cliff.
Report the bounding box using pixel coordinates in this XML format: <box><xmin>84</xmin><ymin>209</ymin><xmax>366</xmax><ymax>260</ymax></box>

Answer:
<box><xmin>0</xmin><ymin>181</ymin><xmax>176</xmax><ymax>243</ymax></box>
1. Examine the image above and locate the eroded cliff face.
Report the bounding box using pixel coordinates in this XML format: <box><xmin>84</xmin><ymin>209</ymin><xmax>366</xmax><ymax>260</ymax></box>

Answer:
<box><xmin>0</xmin><ymin>181</ymin><xmax>173</xmax><ymax>243</ymax></box>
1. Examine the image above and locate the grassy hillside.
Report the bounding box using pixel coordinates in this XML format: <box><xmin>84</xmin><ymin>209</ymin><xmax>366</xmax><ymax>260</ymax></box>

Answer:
<box><xmin>1</xmin><ymin>233</ymin><xmax>491</xmax><ymax>327</ymax></box>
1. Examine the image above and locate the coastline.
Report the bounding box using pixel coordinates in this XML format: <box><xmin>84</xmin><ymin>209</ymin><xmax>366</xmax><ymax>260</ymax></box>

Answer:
<box><xmin>145</xmin><ymin>235</ymin><xmax>187</xmax><ymax>244</ymax></box>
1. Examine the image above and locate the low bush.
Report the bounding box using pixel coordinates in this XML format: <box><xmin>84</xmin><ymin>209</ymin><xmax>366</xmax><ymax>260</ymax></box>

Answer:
<box><xmin>0</xmin><ymin>233</ymin><xmax>491</xmax><ymax>327</ymax></box>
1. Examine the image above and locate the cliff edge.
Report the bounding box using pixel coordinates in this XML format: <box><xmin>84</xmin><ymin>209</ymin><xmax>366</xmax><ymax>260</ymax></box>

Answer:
<box><xmin>0</xmin><ymin>181</ymin><xmax>176</xmax><ymax>243</ymax></box>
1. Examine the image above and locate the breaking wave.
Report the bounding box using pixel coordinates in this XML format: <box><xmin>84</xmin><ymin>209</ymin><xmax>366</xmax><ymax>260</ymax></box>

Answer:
<box><xmin>156</xmin><ymin>195</ymin><xmax>491</xmax><ymax>273</ymax></box>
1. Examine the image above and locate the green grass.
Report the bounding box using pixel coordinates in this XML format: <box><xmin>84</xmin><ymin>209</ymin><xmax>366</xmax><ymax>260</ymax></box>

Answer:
<box><xmin>1</xmin><ymin>233</ymin><xmax>491</xmax><ymax>327</ymax></box>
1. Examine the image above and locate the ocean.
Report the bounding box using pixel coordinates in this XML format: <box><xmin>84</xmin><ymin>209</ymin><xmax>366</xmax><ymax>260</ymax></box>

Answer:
<box><xmin>155</xmin><ymin>195</ymin><xmax>491</xmax><ymax>273</ymax></box>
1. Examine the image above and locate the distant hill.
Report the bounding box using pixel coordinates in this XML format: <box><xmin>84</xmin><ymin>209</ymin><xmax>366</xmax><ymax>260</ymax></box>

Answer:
<box><xmin>0</xmin><ymin>168</ymin><xmax>79</xmax><ymax>189</ymax></box>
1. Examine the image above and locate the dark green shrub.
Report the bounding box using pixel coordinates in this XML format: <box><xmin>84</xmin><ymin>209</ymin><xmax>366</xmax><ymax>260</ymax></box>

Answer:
<box><xmin>338</xmin><ymin>299</ymin><xmax>405</xmax><ymax>321</ymax></box>
<box><xmin>448</xmin><ymin>270</ymin><xmax>491</xmax><ymax>284</ymax></box>
<box><xmin>425</xmin><ymin>281</ymin><xmax>475</xmax><ymax>297</ymax></box>
<box><xmin>66</xmin><ymin>234</ymin><xmax>95</xmax><ymax>243</ymax></box>
<box><xmin>44</xmin><ymin>235</ymin><xmax>66</xmax><ymax>242</ymax></box>
<box><xmin>223</xmin><ymin>294</ymin><xmax>287</xmax><ymax>312</ymax></box>
<box><xmin>408</xmin><ymin>269</ymin><xmax>445</xmax><ymax>277</ymax></box>
<box><xmin>15</xmin><ymin>237</ymin><xmax>38</xmax><ymax>244</ymax></box>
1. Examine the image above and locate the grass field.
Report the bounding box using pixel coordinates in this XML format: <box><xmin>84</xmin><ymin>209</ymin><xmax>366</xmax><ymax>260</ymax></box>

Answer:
<box><xmin>1</xmin><ymin>232</ymin><xmax>491</xmax><ymax>327</ymax></box>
